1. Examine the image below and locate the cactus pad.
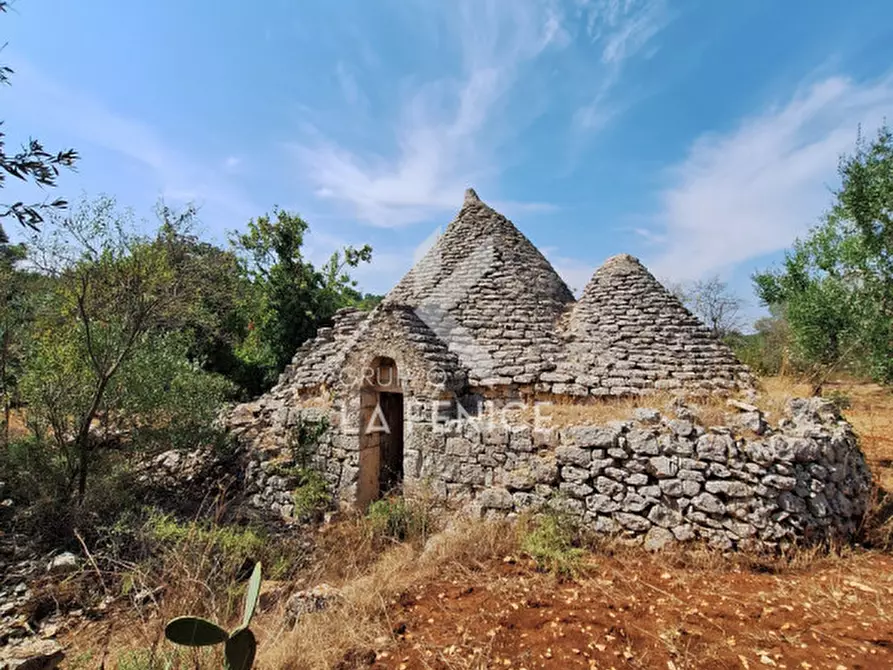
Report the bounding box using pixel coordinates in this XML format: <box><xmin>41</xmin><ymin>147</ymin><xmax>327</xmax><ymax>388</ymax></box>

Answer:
<box><xmin>164</xmin><ymin>616</ymin><xmax>228</xmax><ymax>647</ymax></box>
<box><xmin>225</xmin><ymin>626</ymin><xmax>257</xmax><ymax>670</ymax></box>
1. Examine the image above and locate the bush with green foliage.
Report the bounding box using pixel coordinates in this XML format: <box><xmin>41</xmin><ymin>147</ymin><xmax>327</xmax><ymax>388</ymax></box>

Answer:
<box><xmin>164</xmin><ymin>562</ymin><xmax>263</xmax><ymax>670</ymax></box>
<box><xmin>17</xmin><ymin>197</ymin><xmax>234</xmax><ymax>502</ymax></box>
<box><xmin>291</xmin><ymin>469</ymin><xmax>331</xmax><ymax>522</ymax></box>
<box><xmin>366</xmin><ymin>495</ymin><xmax>437</xmax><ymax>544</ymax></box>
<box><xmin>113</xmin><ymin>648</ymin><xmax>200</xmax><ymax>670</ymax></box>
<box><xmin>287</xmin><ymin>416</ymin><xmax>329</xmax><ymax>468</ymax></box>
<box><xmin>724</xmin><ymin>310</ymin><xmax>792</xmax><ymax>376</ymax></box>
<box><xmin>520</xmin><ymin>511</ymin><xmax>586</xmax><ymax>578</ymax></box>
<box><xmin>754</xmin><ymin>125</ymin><xmax>893</xmax><ymax>387</ymax></box>
<box><xmin>230</xmin><ymin>207</ymin><xmax>374</xmax><ymax>374</ymax></box>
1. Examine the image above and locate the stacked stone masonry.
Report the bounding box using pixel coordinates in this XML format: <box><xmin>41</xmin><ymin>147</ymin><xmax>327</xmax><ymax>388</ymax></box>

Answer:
<box><xmin>229</xmin><ymin>395</ymin><xmax>872</xmax><ymax>550</ymax></box>
<box><xmin>554</xmin><ymin>254</ymin><xmax>753</xmax><ymax>396</ymax></box>
<box><xmin>268</xmin><ymin>189</ymin><xmax>753</xmax><ymax>399</ymax></box>
<box><xmin>224</xmin><ymin>188</ymin><xmax>870</xmax><ymax>550</ymax></box>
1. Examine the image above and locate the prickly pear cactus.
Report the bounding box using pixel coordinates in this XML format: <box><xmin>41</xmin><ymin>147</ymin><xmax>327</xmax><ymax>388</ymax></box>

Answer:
<box><xmin>163</xmin><ymin>562</ymin><xmax>263</xmax><ymax>669</ymax></box>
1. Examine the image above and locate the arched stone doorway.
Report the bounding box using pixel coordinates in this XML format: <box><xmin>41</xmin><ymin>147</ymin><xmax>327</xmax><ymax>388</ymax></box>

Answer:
<box><xmin>357</xmin><ymin>356</ymin><xmax>404</xmax><ymax>508</ymax></box>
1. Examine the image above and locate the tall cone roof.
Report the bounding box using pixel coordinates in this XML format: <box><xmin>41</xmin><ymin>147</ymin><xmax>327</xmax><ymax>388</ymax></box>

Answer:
<box><xmin>265</xmin><ymin>192</ymin><xmax>753</xmax><ymax>398</ymax></box>
<box><xmin>384</xmin><ymin>189</ymin><xmax>574</xmax><ymax>385</ymax></box>
<box><xmin>552</xmin><ymin>254</ymin><xmax>752</xmax><ymax>395</ymax></box>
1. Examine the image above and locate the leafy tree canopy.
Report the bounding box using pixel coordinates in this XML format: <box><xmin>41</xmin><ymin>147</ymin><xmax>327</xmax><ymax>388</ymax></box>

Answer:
<box><xmin>754</xmin><ymin>125</ymin><xmax>893</xmax><ymax>385</ymax></box>
<box><xmin>22</xmin><ymin>197</ymin><xmax>232</xmax><ymax>501</ymax></box>
<box><xmin>230</xmin><ymin>208</ymin><xmax>373</xmax><ymax>375</ymax></box>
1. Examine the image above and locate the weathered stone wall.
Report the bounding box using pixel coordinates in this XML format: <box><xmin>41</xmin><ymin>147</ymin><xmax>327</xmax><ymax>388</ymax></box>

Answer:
<box><xmin>231</xmin><ymin>402</ymin><xmax>348</xmax><ymax>517</ymax></box>
<box><xmin>410</xmin><ymin>397</ymin><xmax>871</xmax><ymax>550</ymax></box>
<box><xmin>230</xmin><ymin>394</ymin><xmax>872</xmax><ymax>551</ymax></box>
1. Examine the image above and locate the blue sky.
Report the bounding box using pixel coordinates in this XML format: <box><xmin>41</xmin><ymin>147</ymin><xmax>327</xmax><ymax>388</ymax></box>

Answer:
<box><xmin>4</xmin><ymin>0</ymin><xmax>893</xmax><ymax>323</ymax></box>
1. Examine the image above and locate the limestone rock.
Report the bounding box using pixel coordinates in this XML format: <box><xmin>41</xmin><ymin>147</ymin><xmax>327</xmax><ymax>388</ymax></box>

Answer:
<box><xmin>285</xmin><ymin>584</ymin><xmax>340</xmax><ymax>623</ymax></box>
<box><xmin>696</xmin><ymin>434</ymin><xmax>732</xmax><ymax>462</ymax></box>
<box><xmin>45</xmin><ymin>553</ymin><xmax>78</xmax><ymax>576</ymax></box>
<box><xmin>615</xmin><ymin>513</ymin><xmax>651</xmax><ymax>532</ymax></box>
<box><xmin>633</xmin><ymin>408</ymin><xmax>661</xmax><ymax>424</ymax></box>
<box><xmin>0</xmin><ymin>639</ymin><xmax>64</xmax><ymax>670</ymax></box>
<box><xmin>478</xmin><ymin>487</ymin><xmax>514</xmax><ymax>510</ymax></box>
<box><xmin>692</xmin><ymin>492</ymin><xmax>725</xmax><ymax>515</ymax></box>
<box><xmin>644</xmin><ymin>526</ymin><xmax>674</xmax><ymax>551</ymax></box>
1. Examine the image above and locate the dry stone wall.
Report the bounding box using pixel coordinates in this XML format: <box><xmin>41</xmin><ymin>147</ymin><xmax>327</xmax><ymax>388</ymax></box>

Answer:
<box><xmin>410</xmin><ymin>397</ymin><xmax>871</xmax><ymax>550</ymax></box>
<box><xmin>229</xmin><ymin>401</ymin><xmax>349</xmax><ymax>517</ymax></box>
<box><xmin>228</xmin><ymin>394</ymin><xmax>871</xmax><ymax>551</ymax></box>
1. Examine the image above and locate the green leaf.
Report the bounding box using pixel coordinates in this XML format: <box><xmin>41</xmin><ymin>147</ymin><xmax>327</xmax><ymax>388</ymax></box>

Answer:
<box><xmin>164</xmin><ymin>616</ymin><xmax>228</xmax><ymax>647</ymax></box>
<box><xmin>225</xmin><ymin>626</ymin><xmax>257</xmax><ymax>670</ymax></box>
<box><xmin>241</xmin><ymin>562</ymin><xmax>262</xmax><ymax>628</ymax></box>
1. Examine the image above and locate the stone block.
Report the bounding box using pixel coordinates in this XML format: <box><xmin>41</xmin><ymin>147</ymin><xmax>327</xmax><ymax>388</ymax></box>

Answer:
<box><xmin>590</xmin><ymin>458</ymin><xmax>614</xmax><ymax>476</ymax></box>
<box><xmin>692</xmin><ymin>492</ymin><xmax>725</xmax><ymax>515</ymax></box>
<box><xmin>555</xmin><ymin>445</ymin><xmax>592</xmax><ymax>467</ymax></box>
<box><xmin>647</xmin><ymin>456</ymin><xmax>678</xmax><ymax>479</ymax></box>
<box><xmin>561</xmin><ymin>465</ymin><xmax>590</xmax><ymax>483</ymax></box>
<box><xmin>647</xmin><ymin>504</ymin><xmax>683</xmax><ymax>528</ymax></box>
<box><xmin>595</xmin><ymin>476</ymin><xmax>626</xmax><ymax>497</ymax></box>
<box><xmin>587</xmin><ymin>494</ymin><xmax>620</xmax><ymax>513</ymax></box>
<box><xmin>696</xmin><ymin>433</ymin><xmax>732</xmax><ymax>462</ymax></box>
<box><xmin>705</xmin><ymin>479</ymin><xmax>751</xmax><ymax>498</ymax></box>
<box><xmin>627</xmin><ymin>428</ymin><xmax>660</xmax><ymax>455</ymax></box>
<box><xmin>478</xmin><ymin>487</ymin><xmax>515</xmax><ymax>510</ymax></box>
<box><xmin>615</xmin><ymin>512</ymin><xmax>652</xmax><ymax>532</ymax></box>
<box><xmin>560</xmin><ymin>481</ymin><xmax>594</xmax><ymax>499</ymax></box>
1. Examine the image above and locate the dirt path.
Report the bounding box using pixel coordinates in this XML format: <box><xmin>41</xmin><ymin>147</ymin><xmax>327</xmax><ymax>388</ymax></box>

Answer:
<box><xmin>372</xmin><ymin>551</ymin><xmax>893</xmax><ymax>670</ymax></box>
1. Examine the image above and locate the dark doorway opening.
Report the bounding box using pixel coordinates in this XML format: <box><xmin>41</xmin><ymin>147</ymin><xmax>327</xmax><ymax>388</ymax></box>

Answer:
<box><xmin>357</xmin><ymin>357</ymin><xmax>405</xmax><ymax>508</ymax></box>
<box><xmin>377</xmin><ymin>391</ymin><xmax>404</xmax><ymax>496</ymax></box>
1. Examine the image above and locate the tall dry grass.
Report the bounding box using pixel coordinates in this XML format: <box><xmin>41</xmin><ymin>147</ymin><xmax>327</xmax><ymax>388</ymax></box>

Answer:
<box><xmin>493</xmin><ymin>390</ymin><xmax>742</xmax><ymax>430</ymax></box>
<box><xmin>260</xmin><ymin>515</ymin><xmax>518</xmax><ymax>669</ymax></box>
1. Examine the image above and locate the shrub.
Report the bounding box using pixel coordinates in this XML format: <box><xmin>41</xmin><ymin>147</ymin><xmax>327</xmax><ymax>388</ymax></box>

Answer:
<box><xmin>144</xmin><ymin>512</ymin><xmax>266</xmax><ymax>568</ymax></box>
<box><xmin>366</xmin><ymin>496</ymin><xmax>436</xmax><ymax>544</ymax></box>
<box><xmin>115</xmin><ymin>648</ymin><xmax>195</xmax><ymax>670</ymax></box>
<box><xmin>287</xmin><ymin>416</ymin><xmax>329</xmax><ymax>469</ymax></box>
<box><xmin>825</xmin><ymin>389</ymin><xmax>852</xmax><ymax>411</ymax></box>
<box><xmin>2</xmin><ymin>438</ymin><xmax>144</xmax><ymax>548</ymax></box>
<box><xmin>861</xmin><ymin>486</ymin><xmax>893</xmax><ymax>552</ymax></box>
<box><xmin>520</xmin><ymin>511</ymin><xmax>586</xmax><ymax>578</ymax></box>
<box><xmin>291</xmin><ymin>468</ymin><xmax>331</xmax><ymax>522</ymax></box>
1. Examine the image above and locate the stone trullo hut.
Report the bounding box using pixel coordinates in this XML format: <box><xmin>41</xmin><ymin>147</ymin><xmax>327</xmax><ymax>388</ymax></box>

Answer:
<box><xmin>227</xmin><ymin>189</ymin><xmax>870</xmax><ymax>550</ymax></box>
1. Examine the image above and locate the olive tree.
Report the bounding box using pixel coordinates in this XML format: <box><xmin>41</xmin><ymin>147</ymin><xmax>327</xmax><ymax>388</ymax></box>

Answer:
<box><xmin>22</xmin><ymin>197</ymin><xmax>231</xmax><ymax>502</ymax></box>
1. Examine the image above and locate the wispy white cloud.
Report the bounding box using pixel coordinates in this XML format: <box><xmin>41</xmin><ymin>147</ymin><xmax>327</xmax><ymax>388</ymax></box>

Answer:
<box><xmin>223</xmin><ymin>156</ymin><xmax>242</xmax><ymax>172</ymax></box>
<box><xmin>647</xmin><ymin>74</ymin><xmax>893</xmax><ymax>281</ymax></box>
<box><xmin>335</xmin><ymin>61</ymin><xmax>365</xmax><ymax>107</ymax></box>
<box><xmin>293</xmin><ymin>1</ymin><xmax>570</xmax><ymax>228</ymax></box>
<box><xmin>583</xmin><ymin>0</ymin><xmax>669</xmax><ymax>64</ymax></box>
<box><xmin>5</xmin><ymin>60</ymin><xmax>258</xmax><ymax>222</ymax></box>
<box><xmin>574</xmin><ymin>0</ymin><xmax>670</xmax><ymax>129</ymax></box>
<box><xmin>303</xmin><ymin>223</ymin><xmax>445</xmax><ymax>296</ymax></box>
<box><xmin>292</xmin><ymin>0</ymin><xmax>672</xmax><ymax>227</ymax></box>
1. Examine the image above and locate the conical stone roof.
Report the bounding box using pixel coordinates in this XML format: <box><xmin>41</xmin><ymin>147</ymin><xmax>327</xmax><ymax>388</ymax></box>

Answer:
<box><xmin>260</xmin><ymin>193</ymin><xmax>752</xmax><ymax>399</ymax></box>
<box><xmin>549</xmin><ymin>254</ymin><xmax>753</xmax><ymax>395</ymax></box>
<box><xmin>384</xmin><ymin>188</ymin><xmax>574</xmax><ymax>386</ymax></box>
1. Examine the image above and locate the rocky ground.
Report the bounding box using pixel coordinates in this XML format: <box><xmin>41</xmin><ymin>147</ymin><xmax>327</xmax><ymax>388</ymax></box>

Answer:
<box><xmin>0</xmin><ymin>494</ymin><xmax>71</xmax><ymax>670</ymax></box>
